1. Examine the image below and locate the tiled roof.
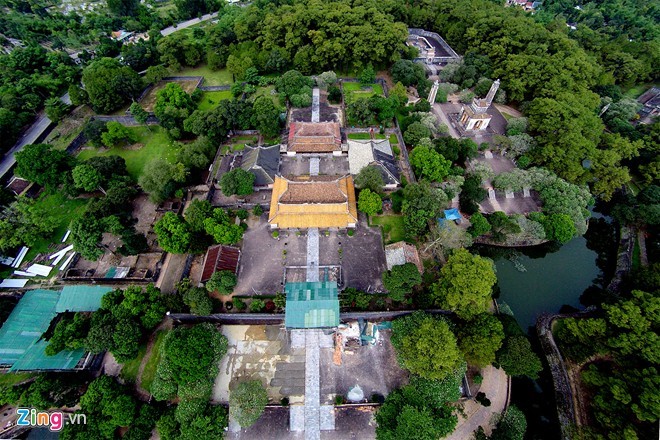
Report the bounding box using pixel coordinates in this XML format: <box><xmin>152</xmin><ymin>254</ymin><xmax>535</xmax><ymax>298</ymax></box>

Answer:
<box><xmin>268</xmin><ymin>176</ymin><xmax>358</xmax><ymax>228</ymax></box>
<box><xmin>384</xmin><ymin>241</ymin><xmax>423</xmax><ymax>273</ymax></box>
<box><xmin>288</xmin><ymin>122</ymin><xmax>341</xmax><ymax>152</ymax></box>
<box><xmin>201</xmin><ymin>245</ymin><xmax>240</xmax><ymax>282</ymax></box>
<box><xmin>347</xmin><ymin>139</ymin><xmax>400</xmax><ymax>186</ymax></box>
<box><xmin>240</xmin><ymin>145</ymin><xmax>280</xmax><ymax>186</ymax></box>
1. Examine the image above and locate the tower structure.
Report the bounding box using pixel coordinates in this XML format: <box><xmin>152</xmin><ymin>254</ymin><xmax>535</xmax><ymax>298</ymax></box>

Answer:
<box><xmin>458</xmin><ymin>79</ymin><xmax>500</xmax><ymax>131</ymax></box>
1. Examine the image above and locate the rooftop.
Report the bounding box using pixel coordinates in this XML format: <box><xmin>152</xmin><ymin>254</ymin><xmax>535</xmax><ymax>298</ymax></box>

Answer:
<box><xmin>201</xmin><ymin>245</ymin><xmax>241</xmax><ymax>282</ymax></box>
<box><xmin>347</xmin><ymin>139</ymin><xmax>400</xmax><ymax>186</ymax></box>
<box><xmin>288</xmin><ymin>122</ymin><xmax>342</xmax><ymax>153</ymax></box>
<box><xmin>240</xmin><ymin>145</ymin><xmax>280</xmax><ymax>187</ymax></box>
<box><xmin>284</xmin><ymin>281</ymin><xmax>340</xmax><ymax>328</ymax></box>
<box><xmin>268</xmin><ymin>176</ymin><xmax>358</xmax><ymax>229</ymax></box>
<box><xmin>384</xmin><ymin>241</ymin><xmax>423</xmax><ymax>273</ymax></box>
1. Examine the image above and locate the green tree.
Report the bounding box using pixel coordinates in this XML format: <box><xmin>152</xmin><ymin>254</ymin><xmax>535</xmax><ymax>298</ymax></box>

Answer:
<box><xmin>154</xmin><ymin>82</ymin><xmax>195</xmax><ymax>134</ymax></box>
<box><xmin>130</xmin><ymin>102</ymin><xmax>150</xmax><ymax>127</ymax></box>
<box><xmin>0</xmin><ymin>196</ymin><xmax>58</xmax><ymax>253</ymax></box>
<box><xmin>15</xmin><ymin>143</ymin><xmax>73</xmax><ymax>188</ymax></box>
<box><xmin>468</xmin><ymin>213</ymin><xmax>491</xmax><ymax>237</ymax></box>
<box><xmin>409</xmin><ymin>145</ymin><xmax>451</xmax><ymax>182</ymax></box>
<box><xmin>205</xmin><ymin>270</ymin><xmax>237</xmax><ymax>294</ymax></box>
<box><xmin>490</xmin><ymin>405</ymin><xmax>527</xmax><ymax>440</ymax></box>
<box><xmin>543</xmin><ymin>213</ymin><xmax>576</xmax><ymax>244</ymax></box>
<box><xmin>145</xmin><ymin>65</ymin><xmax>169</xmax><ymax>85</ymax></box>
<box><xmin>251</xmin><ymin>96</ymin><xmax>280</xmax><ymax>138</ymax></box>
<box><xmin>229</xmin><ymin>380</ymin><xmax>268</xmax><ymax>428</ymax></box>
<box><xmin>497</xmin><ymin>336</ymin><xmax>543</xmax><ymax>379</ymax></box>
<box><xmin>432</xmin><ymin>249</ymin><xmax>497</xmax><ymax>320</ymax></box>
<box><xmin>44</xmin><ymin>97</ymin><xmax>69</xmax><ymax>123</ymax></box>
<box><xmin>382</xmin><ymin>263</ymin><xmax>422</xmax><ymax>302</ymax></box>
<box><xmin>354</xmin><ymin>165</ymin><xmax>384</xmax><ymax>193</ymax></box>
<box><xmin>402</xmin><ymin>181</ymin><xmax>447</xmax><ymax>238</ymax></box>
<box><xmin>154</xmin><ymin>212</ymin><xmax>191</xmax><ymax>254</ymax></box>
<box><xmin>391</xmin><ymin>312</ymin><xmax>462</xmax><ymax>380</ymax></box>
<box><xmin>390</xmin><ymin>60</ymin><xmax>426</xmax><ymax>87</ymax></box>
<box><xmin>204</xmin><ymin>209</ymin><xmax>244</xmax><ymax>245</ymax></box>
<box><xmin>68</xmin><ymin>84</ymin><xmax>89</xmax><ymax>106</ymax></box>
<box><xmin>403</xmin><ymin>122</ymin><xmax>432</xmax><ymax>147</ymax></box>
<box><xmin>101</xmin><ymin>122</ymin><xmax>136</xmax><ymax>147</ymax></box>
<box><xmin>359</xmin><ymin>64</ymin><xmax>376</xmax><ymax>85</ymax></box>
<box><xmin>72</xmin><ymin>164</ymin><xmax>104</xmax><ymax>193</ymax></box>
<box><xmin>183</xmin><ymin>287</ymin><xmax>213</xmax><ymax>315</ymax></box>
<box><xmin>489</xmin><ymin>211</ymin><xmax>521</xmax><ymax>242</ymax></box>
<box><xmin>389</xmin><ymin>82</ymin><xmax>408</xmax><ymax>107</ymax></box>
<box><xmin>82</xmin><ymin>58</ymin><xmax>143</xmax><ymax>114</ymax></box>
<box><xmin>69</xmin><ymin>212</ymin><xmax>105</xmax><ymax>261</ymax></box>
<box><xmin>358</xmin><ymin>189</ymin><xmax>382</xmax><ymax>216</ymax></box>
<box><xmin>457</xmin><ymin>313</ymin><xmax>505</xmax><ymax>367</ymax></box>
<box><xmin>220</xmin><ymin>169</ymin><xmax>255</xmax><ymax>196</ymax></box>
<box><xmin>184</xmin><ymin>199</ymin><xmax>214</xmax><ymax>233</ymax></box>
<box><xmin>138</xmin><ymin>159</ymin><xmax>187</xmax><ymax>204</ymax></box>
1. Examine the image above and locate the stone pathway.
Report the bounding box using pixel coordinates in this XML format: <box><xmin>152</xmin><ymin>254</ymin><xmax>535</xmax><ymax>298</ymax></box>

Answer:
<box><xmin>306</xmin><ymin>228</ymin><xmax>320</xmax><ymax>282</ymax></box>
<box><xmin>304</xmin><ymin>330</ymin><xmax>321</xmax><ymax>440</ymax></box>
<box><xmin>309</xmin><ymin>157</ymin><xmax>320</xmax><ymax>176</ymax></box>
<box><xmin>445</xmin><ymin>366</ymin><xmax>509</xmax><ymax>439</ymax></box>
<box><xmin>311</xmin><ymin>88</ymin><xmax>320</xmax><ymax>123</ymax></box>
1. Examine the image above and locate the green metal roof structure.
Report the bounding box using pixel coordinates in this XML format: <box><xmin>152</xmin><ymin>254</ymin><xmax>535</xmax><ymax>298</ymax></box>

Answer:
<box><xmin>284</xmin><ymin>281</ymin><xmax>340</xmax><ymax>328</ymax></box>
<box><xmin>55</xmin><ymin>285</ymin><xmax>114</xmax><ymax>313</ymax></box>
<box><xmin>0</xmin><ymin>289</ymin><xmax>88</xmax><ymax>371</ymax></box>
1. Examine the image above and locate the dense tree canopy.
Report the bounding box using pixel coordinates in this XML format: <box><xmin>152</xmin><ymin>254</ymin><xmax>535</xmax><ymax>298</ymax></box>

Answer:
<box><xmin>382</xmin><ymin>263</ymin><xmax>422</xmax><ymax>302</ymax></box>
<box><xmin>391</xmin><ymin>312</ymin><xmax>462</xmax><ymax>380</ymax></box>
<box><xmin>82</xmin><ymin>58</ymin><xmax>143</xmax><ymax>114</ymax></box>
<box><xmin>229</xmin><ymin>380</ymin><xmax>268</xmax><ymax>428</ymax></box>
<box><xmin>432</xmin><ymin>249</ymin><xmax>497</xmax><ymax>319</ymax></box>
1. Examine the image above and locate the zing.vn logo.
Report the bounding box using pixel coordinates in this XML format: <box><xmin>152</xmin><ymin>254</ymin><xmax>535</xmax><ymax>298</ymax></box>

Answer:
<box><xmin>16</xmin><ymin>408</ymin><xmax>87</xmax><ymax>432</ymax></box>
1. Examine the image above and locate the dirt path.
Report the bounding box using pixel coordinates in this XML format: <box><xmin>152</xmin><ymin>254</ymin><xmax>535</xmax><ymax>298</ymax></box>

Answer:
<box><xmin>638</xmin><ymin>229</ymin><xmax>649</xmax><ymax>267</ymax></box>
<box><xmin>494</xmin><ymin>104</ymin><xmax>523</xmax><ymax>118</ymax></box>
<box><xmin>446</xmin><ymin>365</ymin><xmax>509</xmax><ymax>439</ymax></box>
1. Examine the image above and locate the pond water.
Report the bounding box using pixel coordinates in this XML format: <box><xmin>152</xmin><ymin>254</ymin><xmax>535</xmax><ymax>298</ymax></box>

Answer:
<box><xmin>493</xmin><ymin>237</ymin><xmax>601</xmax><ymax>330</ymax></box>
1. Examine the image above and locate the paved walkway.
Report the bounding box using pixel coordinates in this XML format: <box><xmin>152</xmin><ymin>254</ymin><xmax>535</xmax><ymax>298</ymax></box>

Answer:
<box><xmin>432</xmin><ymin>103</ymin><xmax>460</xmax><ymax>139</ymax></box>
<box><xmin>304</xmin><ymin>330</ymin><xmax>321</xmax><ymax>440</ymax></box>
<box><xmin>309</xmin><ymin>157</ymin><xmax>320</xmax><ymax>176</ymax></box>
<box><xmin>311</xmin><ymin>88</ymin><xmax>320</xmax><ymax>123</ymax></box>
<box><xmin>446</xmin><ymin>366</ymin><xmax>509</xmax><ymax>439</ymax></box>
<box><xmin>638</xmin><ymin>229</ymin><xmax>649</xmax><ymax>267</ymax></box>
<box><xmin>306</xmin><ymin>228</ymin><xmax>320</xmax><ymax>282</ymax></box>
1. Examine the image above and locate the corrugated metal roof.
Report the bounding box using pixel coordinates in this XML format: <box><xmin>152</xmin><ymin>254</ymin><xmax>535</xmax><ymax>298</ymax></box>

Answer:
<box><xmin>285</xmin><ymin>282</ymin><xmax>339</xmax><ymax>328</ymax></box>
<box><xmin>55</xmin><ymin>285</ymin><xmax>114</xmax><ymax>313</ymax></box>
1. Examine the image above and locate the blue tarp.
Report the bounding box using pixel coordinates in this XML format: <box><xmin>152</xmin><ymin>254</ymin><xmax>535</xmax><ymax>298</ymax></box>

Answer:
<box><xmin>444</xmin><ymin>208</ymin><xmax>461</xmax><ymax>221</ymax></box>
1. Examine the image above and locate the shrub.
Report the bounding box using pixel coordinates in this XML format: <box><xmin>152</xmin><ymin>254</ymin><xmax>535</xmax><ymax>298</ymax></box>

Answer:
<box><xmin>280</xmin><ymin>397</ymin><xmax>289</xmax><ymax>406</ymax></box>
<box><xmin>252</xmin><ymin>205</ymin><xmax>264</xmax><ymax>216</ymax></box>
<box><xmin>236</xmin><ymin>209</ymin><xmax>249</xmax><ymax>220</ymax></box>
<box><xmin>475</xmin><ymin>392</ymin><xmax>491</xmax><ymax>407</ymax></box>
<box><xmin>473</xmin><ymin>374</ymin><xmax>483</xmax><ymax>385</ymax></box>
<box><xmin>272</xmin><ymin>231</ymin><xmax>279</xmax><ymax>238</ymax></box>
<box><xmin>347</xmin><ymin>229</ymin><xmax>354</xmax><ymax>237</ymax></box>
<box><xmin>232</xmin><ymin>297</ymin><xmax>246</xmax><ymax>311</ymax></box>
<box><xmin>328</xmin><ymin>85</ymin><xmax>341</xmax><ymax>103</ymax></box>
<box><xmin>265</xmin><ymin>300</ymin><xmax>275</xmax><ymax>312</ymax></box>
<box><xmin>249</xmin><ymin>299</ymin><xmax>265</xmax><ymax>312</ymax></box>
<box><xmin>334</xmin><ymin>395</ymin><xmax>345</xmax><ymax>405</ymax></box>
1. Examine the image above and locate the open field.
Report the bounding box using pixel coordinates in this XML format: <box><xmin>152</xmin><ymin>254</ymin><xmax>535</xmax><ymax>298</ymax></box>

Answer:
<box><xmin>24</xmin><ymin>193</ymin><xmax>89</xmax><ymax>262</ymax></box>
<box><xmin>370</xmin><ymin>215</ymin><xmax>406</xmax><ymax>244</ymax></box>
<box><xmin>0</xmin><ymin>372</ymin><xmax>34</xmax><ymax>386</ymax></box>
<box><xmin>198</xmin><ymin>90</ymin><xmax>233</xmax><ymax>111</ymax></box>
<box><xmin>343</xmin><ymin>82</ymin><xmax>384</xmax><ymax>103</ymax></box>
<box><xmin>142</xmin><ymin>330</ymin><xmax>168</xmax><ymax>393</ymax></box>
<box><xmin>77</xmin><ymin>127</ymin><xmax>179</xmax><ymax>180</ymax></box>
<box><xmin>120</xmin><ymin>345</ymin><xmax>147</xmax><ymax>384</ymax></box>
<box><xmin>177</xmin><ymin>65</ymin><xmax>233</xmax><ymax>86</ymax></box>
<box><xmin>140</xmin><ymin>79</ymin><xmax>200</xmax><ymax>112</ymax></box>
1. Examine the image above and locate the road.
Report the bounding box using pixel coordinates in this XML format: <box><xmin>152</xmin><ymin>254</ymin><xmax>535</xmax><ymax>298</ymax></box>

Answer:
<box><xmin>160</xmin><ymin>12</ymin><xmax>219</xmax><ymax>36</ymax></box>
<box><xmin>0</xmin><ymin>93</ymin><xmax>71</xmax><ymax>180</ymax></box>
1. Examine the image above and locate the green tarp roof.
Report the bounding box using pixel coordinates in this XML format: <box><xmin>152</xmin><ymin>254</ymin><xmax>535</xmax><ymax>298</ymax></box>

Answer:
<box><xmin>55</xmin><ymin>285</ymin><xmax>113</xmax><ymax>313</ymax></box>
<box><xmin>285</xmin><ymin>281</ymin><xmax>339</xmax><ymax>328</ymax></box>
<box><xmin>0</xmin><ymin>287</ymin><xmax>106</xmax><ymax>371</ymax></box>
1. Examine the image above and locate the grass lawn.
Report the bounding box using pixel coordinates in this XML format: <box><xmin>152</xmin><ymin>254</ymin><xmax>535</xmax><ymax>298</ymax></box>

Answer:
<box><xmin>222</xmin><ymin>134</ymin><xmax>258</xmax><ymax>153</ymax></box>
<box><xmin>24</xmin><ymin>193</ymin><xmax>89</xmax><ymax>262</ymax></box>
<box><xmin>347</xmin><ymin>133</ymin><xmax>387</xmax><ymax>140</ymax></box>
<box><xmin>142</xmin><ymin>330</ymin><xmax>169</xmax><ymax>393</ymax></box>
<box><xmin>253</xmin><ymin>85</ymin><xmax>282</xmax><ymax>107</ymax></box>
<box><xmin>343</xmin><ymin>82</ymin><xmax>384</xmax><ymax>103</ymax></box>
<box><xmin>197</xmin><ymin>90</ymin><xmax>233</xmax><ymax>111</ymax></box>
<box><xmin>370</xmin><ymin>215</ymin><xmax>406</xmax><ymax>244</ymax></box>
<box><xmin>177</xmin><ymin>65</ymin><xmax>233</xmax><ymax>86</ymax></box>
<box><xmin>77</xmin><ymin>127</ymin><xmax>179</xmax><ymax>180</ymax></box>
<box><xmin>120</xmin><ymin>345</ymin><xmax>147</xmax><ymax>384</ymax></box>
<box><xmin>0</xmin><ymin>372</ymin><xmax>35</xmax><ymax>386</ymax></box>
